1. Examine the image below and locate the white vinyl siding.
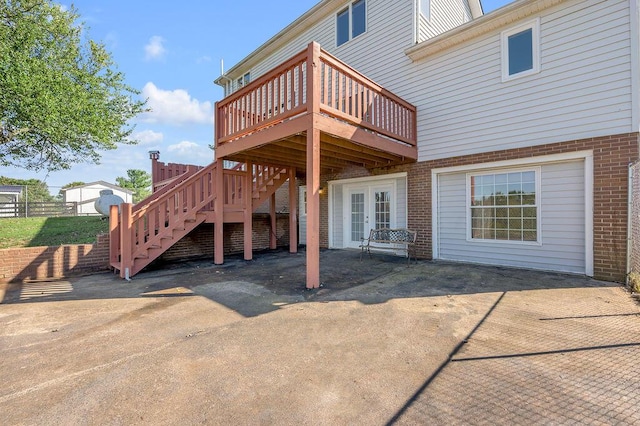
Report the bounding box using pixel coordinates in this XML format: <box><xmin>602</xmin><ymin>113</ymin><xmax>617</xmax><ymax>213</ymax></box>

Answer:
<box><xmin>414</xmin><ymin>0</ymin><xmax>633</xmax><ymax>162</ymax></box>
<box><xmin>246</xmin><ymin>0</ymin><xmax>414</xmax><ymax>95</ymax></box>
<box><xmin>418</xmin><ymin>0</ymin><xmax>472</xmax><ymax>42</ymax></box>
<box><xmin>437</xmin><ymin>160</ymin><xmax>586</xmax><ymax>274</ymax></box>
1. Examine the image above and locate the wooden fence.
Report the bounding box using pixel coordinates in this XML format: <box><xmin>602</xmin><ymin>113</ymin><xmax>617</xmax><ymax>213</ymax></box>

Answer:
<box><xmin>0</xmin><ymin>202</ymin><xmax>78</xmax><ymax>218</ymax></box>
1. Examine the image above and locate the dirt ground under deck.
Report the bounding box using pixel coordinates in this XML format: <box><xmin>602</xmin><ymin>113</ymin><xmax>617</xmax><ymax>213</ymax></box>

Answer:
<box><xmin>1</xmin><ymin>248</ymin><xmax>639</xmax><ymax>425</ymax></box>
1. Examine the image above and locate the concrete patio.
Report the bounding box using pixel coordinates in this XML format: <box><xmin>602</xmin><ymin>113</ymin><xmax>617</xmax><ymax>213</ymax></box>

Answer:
<box><xmin>1</xmin><ymin>249</ymin><xmax>638</xmax><ymax>425</ymax></box>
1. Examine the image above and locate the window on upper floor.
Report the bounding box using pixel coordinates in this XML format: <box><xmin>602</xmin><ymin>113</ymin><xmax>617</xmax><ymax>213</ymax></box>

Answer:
<box><xmin>337</xmin><ymin>0</ymin><xmax>366</xmax><ymax>47</ymax></box>
<box><xmin>501</xmin><ymin>18</ymin><xmax>540</xmax><ymax>82</ymax></box>
<box><xmin>236</xmin><ymin>72</ymin><xmax>251</xmax><ymax>90</ymax></box>
<box><xmin>420</xmin><ymin>0</ymin><xmax>430</xmax><ymax>20</ymax></box>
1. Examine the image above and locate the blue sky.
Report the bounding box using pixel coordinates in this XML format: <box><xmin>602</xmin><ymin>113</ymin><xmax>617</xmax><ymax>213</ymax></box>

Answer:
<box><xmin>1</xmin><ymin>0</ymin><xmax>512</xmax><ymax>193</ymax></box>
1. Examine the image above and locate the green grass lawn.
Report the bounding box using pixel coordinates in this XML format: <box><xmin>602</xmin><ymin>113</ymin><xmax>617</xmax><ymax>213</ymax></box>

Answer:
<box><xmin>0</xmin><ymin>216</ymin><xmax>109</xmax><ymax>249</ymax></box>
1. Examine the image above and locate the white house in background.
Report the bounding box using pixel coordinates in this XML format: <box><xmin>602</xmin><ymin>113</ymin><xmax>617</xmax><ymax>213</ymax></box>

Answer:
<box><xmin>0</xmin><ymin>185</ymin><xmax>23</xmax><ymax>217</ymax></box>
<box><xmin>62</xmin><ymin>181</ymin><xmax>133</xmax><ymax>216</ymax></box>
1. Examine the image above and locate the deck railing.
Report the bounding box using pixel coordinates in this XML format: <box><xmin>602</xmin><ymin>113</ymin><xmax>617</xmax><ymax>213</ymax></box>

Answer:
<box><xmin>152</xmin><ymin>162</ymin><xmax>205</xmax><ymax>192</ymax></box>
<box><xmin>215</xmin><ymin>42</ymin><xmax>416</xmax><ymax>148</ymax></box>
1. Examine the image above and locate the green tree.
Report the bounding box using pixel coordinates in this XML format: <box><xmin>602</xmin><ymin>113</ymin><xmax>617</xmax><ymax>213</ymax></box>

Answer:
<box><xmin>0</xmin><ymin>176</ymin><xmax>54</xmax><ymax>201</ymax></box>
<box><xmin>0</xmin><ymin>0</ymin><xmax>147</xmax><ymax>172</ymax></box>
<box><xmin>116</xmin><ymin>169</ymin><xmax>151</xmax><ymax>203</ymax></box>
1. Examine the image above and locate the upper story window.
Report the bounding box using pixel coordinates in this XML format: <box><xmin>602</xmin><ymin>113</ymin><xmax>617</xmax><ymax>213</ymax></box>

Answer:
<box><xmin>236</xmin><ymin>72</ymin><xmax>251</xmax><ymax>90</ymax></box>
<box><xmin>337</xmin><ymin>0</ymin><xmax>366</xmax><ymax>47</ymax></box>
<box><xmin>501</xmin><ymin>18</ymin><xmax>540</xmax><ymax>82</ymax></box>
<box><xmin>420</xmin><ymin>0</ymin><xmax>430</xmax><ymax>20</ymax></box>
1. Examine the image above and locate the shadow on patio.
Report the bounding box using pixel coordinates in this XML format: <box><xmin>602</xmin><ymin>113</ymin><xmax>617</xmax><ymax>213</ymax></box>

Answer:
<box><xmin>0</xmin><ymin>248</ymin><xmax>619</xmax><ymax>318</ymax></box>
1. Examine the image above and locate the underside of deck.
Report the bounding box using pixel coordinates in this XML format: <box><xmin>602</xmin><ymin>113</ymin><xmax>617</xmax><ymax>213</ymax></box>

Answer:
<box><xmin>217</xmin><ymin>112</ymin><xmax>417</xmax><ymax>177</ymax></box>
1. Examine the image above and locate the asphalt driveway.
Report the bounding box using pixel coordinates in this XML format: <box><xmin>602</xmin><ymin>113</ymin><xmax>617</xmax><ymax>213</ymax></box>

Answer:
<box><xmin>1</xmin><ymin>249</ymin><xmax>638</xmax><ymax>425</ymax></box>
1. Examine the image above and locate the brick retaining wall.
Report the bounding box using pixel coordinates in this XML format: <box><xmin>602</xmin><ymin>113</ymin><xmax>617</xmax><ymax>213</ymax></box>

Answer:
<box><xmin>0</xmin><ymin>234</ymin><xmax>111</xmax><ymax>283</ymax></box>
<box><xmin>1</xmin><ymin>213</ymin><xmax>291</xmax><ymax>283</ymax></box>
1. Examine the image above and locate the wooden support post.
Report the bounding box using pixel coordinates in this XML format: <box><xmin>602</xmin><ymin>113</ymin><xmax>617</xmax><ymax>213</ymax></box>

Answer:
<box><xmin>305</xmin><ymin>41</ymin><xmax>322</xmax><ymax>289</ymax></box>
<box><xmin>244</xmin><ymin>161</ymin><xmax>253</xmax><ymax>260</ymax></box>
<box><xmin>109</xmin><ymin>205</ymin><xmax>120</xmax><ymax>266</ymax></box>
<box><xmin>214</xmin><ymin>158</ymin><xmax>224</xmax><ymax>265</ymax></box>
<box><xmin>269</xmin><ymin>192</ymin><xmax>277</xmax><ymax>250</ymax></box>
<box><xmin>120</xmin><ymin>203</ymin><xmax>133</xmax><ymax>279</ymax></box>
<box><xmin>289</xmin><ymin>168</ymin><xmax>297</xmax><ymax>253</ymax></box>
<box><xmin>306</xmin><ymin>129</ymin><xmax>321</xmax><ymax>289</ymax></box>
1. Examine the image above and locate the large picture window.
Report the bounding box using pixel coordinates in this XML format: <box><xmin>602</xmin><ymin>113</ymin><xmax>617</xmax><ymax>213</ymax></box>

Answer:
<box><xmin>468</xmin><ymin>169</ymin><xmax>539</xmax><ymax>243</ymax></box>
<box><xmin>337</xmin><ymin>0</ymin><xmax>366</xmax><ymax>47</ymax></box>
<box><xmin>501</xmin><ymin>18</ymin><xmax>540</xmax><ymax>81</ymax></box>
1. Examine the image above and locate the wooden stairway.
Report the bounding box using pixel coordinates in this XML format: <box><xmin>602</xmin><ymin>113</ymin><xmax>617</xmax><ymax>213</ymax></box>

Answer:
<box><xmin>109</xmin><ymin>161</ymin><xmax>288</xmax><ymax>279</ymax></box>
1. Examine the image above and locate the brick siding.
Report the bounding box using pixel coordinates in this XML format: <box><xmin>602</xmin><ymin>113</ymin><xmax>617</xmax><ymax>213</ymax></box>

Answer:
<box><xmin>156</xmin><ymin>213</ymin><xmax>291</xmax><ymax>263</ymax></box>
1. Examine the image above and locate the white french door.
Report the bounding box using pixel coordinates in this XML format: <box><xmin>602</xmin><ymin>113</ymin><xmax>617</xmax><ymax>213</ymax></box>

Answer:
<box><xmin>345</xmin><ymin>184</ymin><xmax>394</xmax><ymax>248</ymax></box>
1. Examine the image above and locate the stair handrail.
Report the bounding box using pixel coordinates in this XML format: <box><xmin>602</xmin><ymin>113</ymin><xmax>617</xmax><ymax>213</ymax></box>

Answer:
<box><xmin>131</xmin><ymin>163</ymin><xmax>217</xmax><ymax>220</ymax></box>
<box><xmin>253</xmin><ymin>164</ymin><xmax>287</xmax><ymax>194</ymax></box>
<box><xmin>129</xmin><ymin>162</ymin><xmax>218</xmax><ymax>260</ymax></box>
<box><xmin>133</xmin><ymin>167</ymin><xmax>201</xmax><ymax>214</ymax></box>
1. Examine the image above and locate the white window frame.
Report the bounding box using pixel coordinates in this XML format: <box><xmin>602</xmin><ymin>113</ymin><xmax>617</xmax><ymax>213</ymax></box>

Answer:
<box><xmin>501</xmin><ymin>18</ymin><xmax>540</xmax><ymax>82</ymax></box>
<box><xmin>336</xmin><ymin>0</ymin><xmax>367</xmax><ymax>47</ymax></box>
<box><xmin>420</xmin><ymin>0</ymin><xmax>430</xmax><ymax>20</ymax></box>
<box><xmin>236</xmin><ymin>72</ymin><xmax>250</xmax><ymax>90</ymax></box>
<box><xmin>465</xmin><ymin>166</ymin><xmax>542</xmax><ymax>245</ymax></box>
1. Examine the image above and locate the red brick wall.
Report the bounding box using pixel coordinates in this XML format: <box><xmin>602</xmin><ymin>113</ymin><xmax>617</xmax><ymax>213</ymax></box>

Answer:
<box><xmin>0</xmin><ymin>233</ymin><xmax>111</xmax><ymax>283</ymax></box>
<box><xmin>253</xmin><ymin>181</ymin><xmax>294</xmax><ymax>214</ymax></box>
<box><xmin>157</xmin><ymin>213</ymin><xmax>291</xmax><ymax>263</ymax></box>
<box><xmin>315</xmin><ymin>133</ymin><xmax>639</xmax><ymax>282</ymax></box>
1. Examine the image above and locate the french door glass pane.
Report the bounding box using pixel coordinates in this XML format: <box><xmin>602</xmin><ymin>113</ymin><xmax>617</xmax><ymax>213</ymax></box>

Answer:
<box><xmin>351</xmin><ymin>193</ymin><xmax>365</xmax><ymax>242</ymax></box>
<box><xmin>375</xmin><ymin>190</ymin><xmax>390</xmax><ymax>229</ymax></box>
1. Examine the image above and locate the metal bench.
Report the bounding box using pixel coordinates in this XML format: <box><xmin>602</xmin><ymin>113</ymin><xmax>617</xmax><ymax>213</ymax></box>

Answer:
<box><xmin>360</xmin><ymin>228</ymin><xmax>418</xmax><ymax>264</ymax></box>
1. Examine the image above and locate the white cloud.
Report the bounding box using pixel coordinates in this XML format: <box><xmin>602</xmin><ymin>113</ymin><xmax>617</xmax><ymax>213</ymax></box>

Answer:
<box><xmin>141</xmin><ymin>82</ymin><xmax>213</xmax><ymax>125</ymax></box>
<box><xmin>167</xmin><ymin>141</ymin><xmax>213</xmax><ymax>163</ymax></box>
<box><xmin>196</xmin><ymin>55</ymin><xmax>212</xmax><ymax>64</ymax></box>
<box><xmin>131</xmin><ymin>129</ymin><xmax>164</xmax><ymax>145</ymax></box>
<box><xmin>144</xmin><ymin>36</ymin><xmax>166</xmax><ymax>61</ymax></box>
<box><xmin>168</xmin><ymin>141</ymin><xmax>199</xmax><ymax>155</ymax></box>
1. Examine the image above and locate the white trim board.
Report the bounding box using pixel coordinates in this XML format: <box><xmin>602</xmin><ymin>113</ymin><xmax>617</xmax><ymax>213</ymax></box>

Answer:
<box><xmin>328</xmin><ymin>172</ymin><xmax>408</xmax><ymax>185</ymax></box>
<box><xmin>431</xmin><ymin>150</ymin><xmax>594</xmax><ymax>276</ymax></box>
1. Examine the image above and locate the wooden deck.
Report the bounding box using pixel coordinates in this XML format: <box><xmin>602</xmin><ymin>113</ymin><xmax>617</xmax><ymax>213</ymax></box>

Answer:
<box><xmin>215</xmin><ymin>42</ymin><xmax>417</xmax><ymax>175</ymax></box>
<box><xmin>214</xmin><ymin>42</ymin><xmax>417</xmax><ymax>289</ymax></box>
